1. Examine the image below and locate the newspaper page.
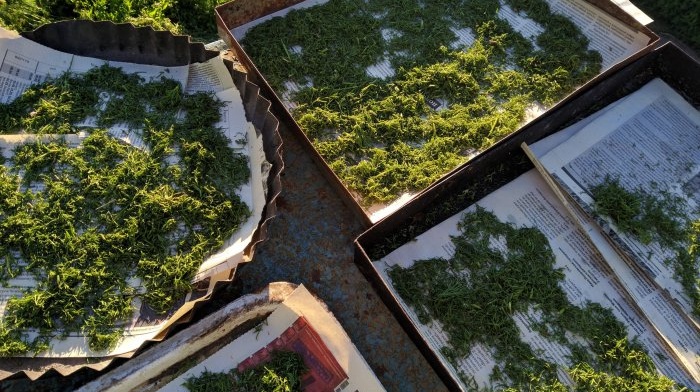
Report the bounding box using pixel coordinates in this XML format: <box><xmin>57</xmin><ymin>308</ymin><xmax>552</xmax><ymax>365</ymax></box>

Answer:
<box><xmin>526</xmin><ymin>106</ymin><xmax>700</xmax><ymax>384</ymax></box>
<box><xmin>232</xmin><ymin>0</ymin><xmax>649</xmax><ymax>84</ymax></box>
<box><xmin>503</xmin><ymin>0</ymin><xmax>650</xmax><ymax>71</ymax></box>
<box><xmin>230</xmin><ymin>0</ymin><xmax>654</xmax><ymax>42</ymax></box>
<box><xmin>0</xmin><ymin>29</ymin><xmax>73</xmax><ymax>103</ymax></box>
<box><xmin>158</xmin><ymin>284</ymin><xmax>386</xmax><ymax>392</ymax></box>
<box><xmin>527</xmin><ymin>84</ymin><xmax>700</xmax><ymax>339</ymax></box>
<box><xmin>185</xmin><ymin>56</ymin><xmax>235</xmax><ymax>94</ymax></box>
<box><xmin>0</xmin><ymin>31</ymin><xmax>267</xmax><ymax>359</ymax></box>
<box><xmin>69</xmin><ymin>55</ymin><xmax>190</xmax><ymax>149</ymax></box>
<box><xmin>377</xmin><ymin>170</ymin><xmax>699</xmax><ymax>390</ymax></box>
<box><xmin>193</xmin><ymin>87</ymin><xmax>268</xmax><ymax>281</ymax></box>
<box><xmin>610</xmin><ymin>0</ymin><xmax>653</xmax><ymax>25</ymax></box>
<box><xmin>546</xmin><ymin>0</ymin><xmax>650</xmax><ymax>70</ymax></box>
<box><xmin>537</xmin><ymin>78</ymin><xmax>700</xmax><ymax>329</ymax></box>
<box><xmin>230</xmin><ymin>0</ymin><xmax>650</xmax><ymax>224</ymax></box>
<box><xmin>183</xmin><ymin>55</ymin><xmax>268</xmax><ymax>281</ymax></box>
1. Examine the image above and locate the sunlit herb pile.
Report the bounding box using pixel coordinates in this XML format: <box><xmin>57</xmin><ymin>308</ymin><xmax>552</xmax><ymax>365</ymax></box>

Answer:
<box><xmin>0</xmin><ymin>65</ymin><xmax>251</xmax><ymax>355</ymax></box>
<box><xmin>389</xmin><ymin>207</ymin><xmax>684</xmax><ymax>391</ymax></box>
<box><xmin>590</xmin><ymin>176</ymin><xmax>700</xmax><ymax>318</ymax></box>
<box><xmin>0</xmin><ymin>0</ymin><xmax>228</xmax><ymax>42</ymax></box>
<box><xmin>241</xmin><ymin>0</ymin><xmax>601</xmax><ymax>204</ymax></box>
<box><xmin>183</xmin><ymin>350</ymin><xmax>307</xmax><ymax>392</ymax></box>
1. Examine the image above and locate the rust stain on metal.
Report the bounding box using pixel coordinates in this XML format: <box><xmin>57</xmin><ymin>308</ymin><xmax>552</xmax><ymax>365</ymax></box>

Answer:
<box><xmin>216</xmin><ymin>0</ymin><xmax>309</xmax><ymax>29</ymax></box>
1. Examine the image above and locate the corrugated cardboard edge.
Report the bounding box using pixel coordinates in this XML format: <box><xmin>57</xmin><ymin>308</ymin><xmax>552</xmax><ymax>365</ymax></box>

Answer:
<box><xmin>0</xmin><ymin>20</ymin><xmax>283</xmax><ymax>381</ymax></box>
<box><xmin>353</xmin><ymin>42</ymin><xmax>700</xmax><ymax>391</ymax></box>
<box><xmin>213</xmin><ymin>0</ymin><xmax>658</xmax><ymax>227</ymax></box>
<box><xmin>22</xmin><ymin>20</ymin><xmax>210</xmax><ymax>66</ymax></box>
<box><xmin>77</xmin><ymin>282</ymin><xmax>298</xmax><ymax>392</ymax></box>
<box><xmin>227</xmin><ymin>62</ymin><xmax>284</xmax><ymax>261</ymax></box>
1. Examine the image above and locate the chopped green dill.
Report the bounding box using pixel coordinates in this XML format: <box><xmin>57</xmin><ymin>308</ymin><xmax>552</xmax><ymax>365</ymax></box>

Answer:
<box><xmin>183</xmin><ymin>370</ymin><xmax>233</xmax><ymax>392</ymax></box>
<box><xmin>567</xmin><ymin>338</ymin><xmax>685</xmax><ymax>392</ymax></box>
<box><xmin>590</xmin><ymin>176</ymin><xmax>700</xmax><ymax>318</ymax></box>
<box><xmin>0</xmin><ymin>65</ymin><xmax>251</xmax><ymax>355</ymax></box>
<box><xmin>388</xmin><ymin>207</ymin><xmax>684</xmax><ymax>390</ymax></box>
<box><xmin>0</xmin><ymin>0</ymin><xmax>223</xmax><ymax>42</ymax></box>
<box><xmin>183</xmin><ymin>350</ymin><xmax>307</xmax><ymax>392</ymax></box>
<box><xmin>590</xmin><ymin>177</ymin><xmax>688</xmax><ymax>247</ymax></box>
<box><xmin>241</xmin><ymin>0</ymin><xmax>601</xmax><ymax>204</ymax></box>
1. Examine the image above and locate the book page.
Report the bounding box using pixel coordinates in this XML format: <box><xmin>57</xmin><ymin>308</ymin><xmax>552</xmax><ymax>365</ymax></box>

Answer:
<box><xmin>377</xmin><ymin>170</ymin><xmax>699</xmax><ymax>390</ymax></box>
<box><xmin>0</xmin><ymin>32</ymin><xmax>267</xmax><ymax>360</ymax></box>
<box><xmin>69</xmin><ymin>56</ymin><xmax>189</xmax><ymax>87</ymax></box>
<box><xmin>547</xmin><ymin>0</ymin><xmax>650</xmax><ymax>70</ymax></box>
<box><xmin>0</xmin><ymin>30</ymin><xmax>73</xmax><ymax>103</ymax></box>
<box><xmin>538</xmin><ymin>78</ymin><xmax>700</xmax><ymax>328</ymax></box>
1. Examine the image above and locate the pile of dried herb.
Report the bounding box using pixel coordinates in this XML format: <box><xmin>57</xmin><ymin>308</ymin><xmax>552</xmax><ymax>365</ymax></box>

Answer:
<box><xmin>590</xmin><ymin>176</ymin><xmax>700</xmax><ymax>318</ymax></box>
<box><xmin>388</xmin><ymin>207</ymin><xmax>684</xmax><ymax>391</ymax></box>
<box><xmin>183</xmin><ymin>350</ymin><xmax>307</xmax><ymax>392</ymax></box>
<box><xmin>0</xmin><ymin>65</ymin><xmax>251</xmax><ymax>354</ymax></box>
<box><xmin>0</xmin><ymin>0</ymin><xmax>227</xmax><ymax>42</ymax></box>
<box><xmin>241</xmin><ymin>0</ymin><xmax>601</xmax><ymax>204</ymax></box>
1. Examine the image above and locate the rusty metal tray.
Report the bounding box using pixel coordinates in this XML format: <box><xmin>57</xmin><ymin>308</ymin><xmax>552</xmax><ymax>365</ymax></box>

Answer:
<box><xmin>0</xmin><ymin>20</ymin><xmax>447</xmax><ymax>392</ymax></box>
<box><xmin>214</xmin><ymin>0</ymin><xmax>658</xmax><ymax>222</ymax></box>
<box><xmin>353</xmin><ymin>42</ymin><xmax>700</xmax><ymax>391</ymax></box>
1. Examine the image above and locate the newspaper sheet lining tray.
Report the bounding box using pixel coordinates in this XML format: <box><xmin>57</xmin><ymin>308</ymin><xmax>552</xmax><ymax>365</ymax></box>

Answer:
<box><xmin>0</xmin><ymin>22</ymin><xmax>282</xmax><ymax>380</ymax></box>
<box><xmin>377</xmin><ymin>169</ymin><xmax>700</xmax><ymax>390</ymax></box>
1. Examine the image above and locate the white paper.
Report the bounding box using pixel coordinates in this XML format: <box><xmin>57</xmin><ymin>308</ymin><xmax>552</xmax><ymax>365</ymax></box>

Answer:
<box><xmin>611</xmin><ymin>0</ymin><xmax>653</xmax><ymax>25</ymax></box>
<box><xmin>378</xmin><ymin>170</ymin><xmax>699</xmax><ymax>389</ymax></box>
<box><xmin>539</xmin><ymin>78</ymin><xmax>700</xmax><ymax>328</ymax></box>
<box><xmin>546</xmin><ymin>0</ymin><xmax>650</xmax><ymax>70</ymax></box>
<box><xmin>0</xmin><ymin>30</ymin><xmax>269</xmax><ymax>359</ymax></box>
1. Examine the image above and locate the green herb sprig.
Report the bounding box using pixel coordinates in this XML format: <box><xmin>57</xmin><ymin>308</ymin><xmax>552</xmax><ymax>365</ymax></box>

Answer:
<box><xmin>241</xmin><ymin>0</ymin><xmax>601</xmax><ymax>204</ymax></box>
<box><xmin>183</xmin><ymin>350</ymin><xmax>307</xmax><ymax>392</ymax></box>
<box><xmin>0</xmin><ymin>65</ymin><xmax>251</xmax><ymax>354</ymax></box>
<box><xmin>590</xmin><ymin>176</ymin><xmax>700</xmax><ymax>317</ymax></box>
<box><xmin>389</xmin><ymin>207</ymin><xmax>684</xmax><ymax>390</ymax></box>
